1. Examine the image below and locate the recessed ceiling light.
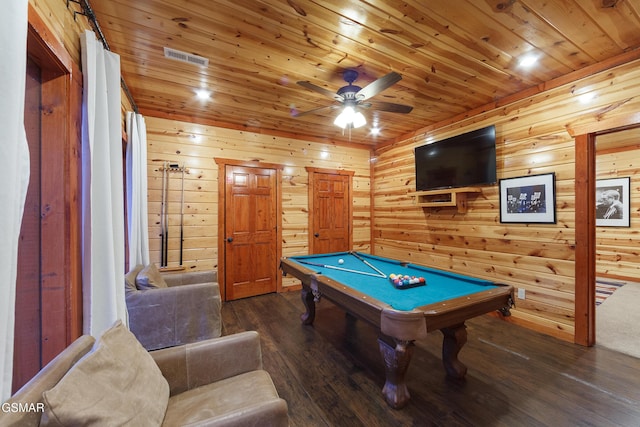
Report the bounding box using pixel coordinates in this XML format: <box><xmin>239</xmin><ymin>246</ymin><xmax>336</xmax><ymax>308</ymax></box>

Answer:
<box><xmin>578</xmin><ymin>92</ymin><xmax>596</xmax><ymax>104</ymax></box>
<box><xmin>370</xmin><ymin>127</ymin><xmax>381</xmax><ymax>136</ymax></box>
<box><xmin>518</xmin><ymin>54</ymin><xmax>539</xmax><ymax>68</ymax></box>
<box><xmin>195</xmin><ymin>89</ymin><xmax>211</xmax><ymax>100</ymax></box>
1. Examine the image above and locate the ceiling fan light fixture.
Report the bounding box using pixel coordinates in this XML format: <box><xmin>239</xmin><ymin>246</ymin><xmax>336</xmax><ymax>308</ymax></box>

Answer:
<box><xmin>334</xmin><ymin>106</ymin><xmax>355</xmax><ymax>128</ymax></box>
<box><xmin>352</xmin><ymin>111</ymin><xmax>366</xmax><ymax>128</ymax></box>
<box><xmin>334</xmin><ymin>106</ymin><xmax>366</xmax><ymax>129</ymax></box>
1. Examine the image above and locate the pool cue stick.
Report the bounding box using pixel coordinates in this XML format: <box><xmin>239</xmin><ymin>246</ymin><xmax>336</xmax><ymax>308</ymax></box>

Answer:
<box><xmin>179</xmin><ymin>165</ymin><xmax>184</xmax><ymax>266</ymax></box>
<box><xmin>163</xmin><ymin>163</ymin><xmax>170</xmax><ymax>267</ymax></box>
<box><xmin>350</xmin><ymin>251</ymin><xmax>387</xmax><ymax>278</ymax></box>
<box><xmin>297</xmin><ymin>260</ymin><xmax>386</xmax><ymax>278</ymax></box>
<box><xmin>160</xmin><ymin>162</ymin><xmax>167</xmax><ymax>266</ymax></box>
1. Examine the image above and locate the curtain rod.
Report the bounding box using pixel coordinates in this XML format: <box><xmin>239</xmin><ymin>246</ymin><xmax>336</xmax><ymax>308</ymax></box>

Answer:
<box><xmin>67</xmin><ymin>0</ymin><xmax>139</xmax><ymax>113</ymax></box>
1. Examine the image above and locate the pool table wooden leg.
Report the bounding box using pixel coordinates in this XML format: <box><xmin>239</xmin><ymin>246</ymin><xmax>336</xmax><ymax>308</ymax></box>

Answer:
<box><xmin>300</xmin><ymin>286</ymin><xmax>316</xmax><ymax>325</ymax></box>
<box><xmin>378</xmin><ymin>337</ymin><xmax>414</xmax><ymax>409</ymax></box>
<box><xmin>441</xmin><ymin>323</ymin><xmax>468</xmax><ymax>379</ymax></box>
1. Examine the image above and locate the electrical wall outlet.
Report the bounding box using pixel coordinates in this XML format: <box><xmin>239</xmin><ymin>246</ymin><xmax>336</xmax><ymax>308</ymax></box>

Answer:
<box><xmin>517</xmin><ymin>288</ymin><xmax>526</xmax><ymax>299</ymax></box>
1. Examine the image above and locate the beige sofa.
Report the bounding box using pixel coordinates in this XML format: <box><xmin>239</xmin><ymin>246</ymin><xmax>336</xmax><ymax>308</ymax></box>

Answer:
<box><xmin>1</xmin><ymin>321</ymin><xmax>289</xmax><ymax>426</ymax></box>
<box><xmin>125</xmin><ymin>264</ymin><xmax>222</xmax><ymax>350</ymax></box>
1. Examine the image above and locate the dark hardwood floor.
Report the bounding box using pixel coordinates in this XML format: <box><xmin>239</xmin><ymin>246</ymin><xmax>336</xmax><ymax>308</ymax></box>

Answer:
<box><xmin>221</xmin><ymin>291</ymin><xmax>640</xmax><ymax>427</ymax></box>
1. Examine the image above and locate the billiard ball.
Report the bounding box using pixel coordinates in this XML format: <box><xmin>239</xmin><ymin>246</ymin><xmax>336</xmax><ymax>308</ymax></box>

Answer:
<box><xmin>338</xmin><ymin>259</ymin><xmax>344</xmax><ymax>264</ymax></box>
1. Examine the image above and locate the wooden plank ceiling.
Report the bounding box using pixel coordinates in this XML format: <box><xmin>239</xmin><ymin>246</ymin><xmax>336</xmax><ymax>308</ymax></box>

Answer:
<box><xmin>89</xmin><ymin>0</ymin><xmax>640</xmax><ymax>146</ymax></box>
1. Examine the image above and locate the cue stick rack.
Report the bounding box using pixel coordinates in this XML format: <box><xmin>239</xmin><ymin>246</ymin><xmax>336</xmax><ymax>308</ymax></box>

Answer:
<box><xmin>158</xmin><ymin>161</ymin><xmax>187</xmax><ymax>270</ymax></box>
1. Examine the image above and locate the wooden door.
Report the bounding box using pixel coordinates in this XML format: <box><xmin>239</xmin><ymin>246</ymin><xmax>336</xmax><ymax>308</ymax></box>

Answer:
<box><xmin>307</xmin><ymin>168</ymin><xmax>354</xmax><ymax>254</ymax></box>
<box><xmin>224</xmin><ymin>165</ymin><xmax>278</xmax><ymax>300</ymax></box>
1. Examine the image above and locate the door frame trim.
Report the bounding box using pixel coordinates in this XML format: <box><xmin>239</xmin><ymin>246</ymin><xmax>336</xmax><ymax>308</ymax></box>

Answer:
<box><xmin>570</xmin><ymin>118</ymin><xmax>640</xmax><ymax>346</ymax></box>
<box><xmin>214</xmin><ymin>158</ymin><xmax>283</xmax><ymax>301</ymax></box>
<box><xmin>26</xmin><ymin>4</ymin><xmax>83</xmax><ymax>356</ymax></box>
<box><xmin>305</xmin><ymin>167</ymin><xmax>355</xmax><ymax>254</ymax></box>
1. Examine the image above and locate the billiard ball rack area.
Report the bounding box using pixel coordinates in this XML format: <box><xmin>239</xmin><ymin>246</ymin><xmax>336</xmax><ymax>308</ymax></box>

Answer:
<box><xmin>388</xmin><ymin>273</ymin><xmax>427</xmax><ymax>289</ymax></box>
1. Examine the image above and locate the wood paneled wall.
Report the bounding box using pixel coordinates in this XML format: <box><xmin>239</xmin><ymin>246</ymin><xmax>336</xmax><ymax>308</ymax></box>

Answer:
<box><xmin>29</xmin><ymin>0</ymin><xmax>135</xmax><ymax>115</ymax></box>
<box><xmin>28</xmin><ymin>0</ymin><xmax>640</xmax><ymax>343</ymax></box>
<box><xmin>29</xmin><ymin>0</ymin><xmax>87</xmax><ymax>65</ymax></box>
<box><xmin>373</xmin><ymin>58</ymin><xmax>640</xmax><ymax>342</ymax></box>
<box><xmin>144</xmin><ymin>117</ymin><xmax>372</xmax><ymax>288</ymax></box>
<box><xmin>27</xmin><ymin>0</ymin><xmax>372</xmax><ymax>289</ymax></box>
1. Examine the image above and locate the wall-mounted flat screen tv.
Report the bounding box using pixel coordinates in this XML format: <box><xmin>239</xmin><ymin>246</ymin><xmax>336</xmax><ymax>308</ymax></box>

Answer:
<box><xmin>415</xmin><ymin>125</ymin><xmax>497</xmax><ymax>191</ymax></box>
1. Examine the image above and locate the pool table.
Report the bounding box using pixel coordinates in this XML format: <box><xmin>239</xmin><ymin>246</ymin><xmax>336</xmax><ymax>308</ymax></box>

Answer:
<box><xmin>280</xmin><ymin>251</ymin><xmax>514</xmax><ymax>409</ymax></box>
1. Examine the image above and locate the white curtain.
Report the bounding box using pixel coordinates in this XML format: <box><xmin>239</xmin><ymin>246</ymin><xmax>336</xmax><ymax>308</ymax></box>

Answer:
<box><xmin>81</xmin><ymin>30</ymin><xmax>127</xmax><ymax>336</ymax></box>
<box><xmin>126</xmin><ymin>112</ymin><xmax>150</xmax><ymax>268</ymax></box>
<box><xmin>0</xmin><ymin>0</ymin><xmax>30</xmax><ymax>402</ymax></box>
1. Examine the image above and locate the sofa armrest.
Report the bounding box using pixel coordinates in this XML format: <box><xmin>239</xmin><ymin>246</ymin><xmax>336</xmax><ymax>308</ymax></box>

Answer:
<box><xmin>162</xmin><ymin>270</ymin><xmax>217</xmax><ymax>287</ymax></box>
<box><xmin>150</xmin><ymin>331</ymin><xmax>263</xmax><ymax>396</ymax></box>
<box><xmin>126</xmin><ymin>282</ymin><xmax>222</xmax><ymax>350</ymax></box>
<box><xmin>0</xmin><ymin>335</ymin><xmax>96</xmax><ymax>426</ymax></box>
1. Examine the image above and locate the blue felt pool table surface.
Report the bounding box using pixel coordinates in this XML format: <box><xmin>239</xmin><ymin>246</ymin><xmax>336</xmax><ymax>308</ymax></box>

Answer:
<box><xmin>284</xmin><ymin>251</ymin><xmax>499</xmax><ymax>311</ymax></box>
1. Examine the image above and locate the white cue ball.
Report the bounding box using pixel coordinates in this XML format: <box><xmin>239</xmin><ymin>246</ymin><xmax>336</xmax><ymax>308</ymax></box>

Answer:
<box><xmin>338</xmin><ymin>258</ymin><xmax>344</xmax><ymax>264</ymax></box>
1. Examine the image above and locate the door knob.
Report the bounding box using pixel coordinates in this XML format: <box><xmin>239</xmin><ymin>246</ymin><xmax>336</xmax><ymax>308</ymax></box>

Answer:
<box><xmin>314</xmin><ymin>233</ymin><xmax>319</xmax><ymax>237</ymax></box>
<box><xmin>226</xmin><ymin>237</ymin><xmax>233</xmax><ymax>242</ymax></box>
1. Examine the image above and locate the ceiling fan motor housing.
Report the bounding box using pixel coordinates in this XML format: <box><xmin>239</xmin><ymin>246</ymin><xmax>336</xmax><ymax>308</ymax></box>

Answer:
<box><xmin>339</xmin><ymin>69</ymin><xmax>362</xmax><ymax>100</ymax></box>
<box><xmin>337</xmin><ymin>85</ymin><xmax>362</xmax><ymax>100</ymax></box>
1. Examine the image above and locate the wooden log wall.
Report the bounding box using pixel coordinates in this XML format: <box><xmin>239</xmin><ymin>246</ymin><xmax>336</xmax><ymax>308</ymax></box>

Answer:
<box><xmin>373</xmin><ymin>58</ymin><xmax>640</xmax><ymax>342</ymax></box>
<box><xmin>595</xmin><ymin>128</ymin><xmax>640</xmax><ymax>280</ymax></box>
<box><xmin>144</xmin><ymin>117</ymin><xmax>372</xmax><ymax>288</ymax></box>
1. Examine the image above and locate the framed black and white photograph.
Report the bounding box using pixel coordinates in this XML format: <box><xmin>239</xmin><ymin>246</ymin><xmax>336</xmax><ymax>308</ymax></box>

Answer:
<box><xmin>499</xmin><ymin>173</ymin><xmax>556</xmax><ymax>223</ymax></box>
<box><xmin>596</xmin><ymin>177</ymin><xmax>630</xmax><ymax>227</ymax></box>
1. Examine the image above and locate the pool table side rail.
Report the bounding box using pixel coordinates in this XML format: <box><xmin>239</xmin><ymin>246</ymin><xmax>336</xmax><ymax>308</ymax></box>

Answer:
<box><xmin>417</xmin><ymin>285</ymin><xmax>514</xmax><ymax>332</ymax></box>
<box><xmin>358</xmin><ymin>253</ymin><xmax>497</xmax><ymax>287</ymax></box>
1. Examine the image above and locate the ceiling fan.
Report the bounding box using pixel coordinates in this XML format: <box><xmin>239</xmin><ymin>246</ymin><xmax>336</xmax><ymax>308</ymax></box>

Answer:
<box><xmin>294</xmin><ymin>69</ymin><xmax>413</xmax><ymax>129</ymax></box>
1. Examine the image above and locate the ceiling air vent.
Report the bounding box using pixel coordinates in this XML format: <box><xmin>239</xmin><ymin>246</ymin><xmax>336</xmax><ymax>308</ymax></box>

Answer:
<box><xmin>163</xmin><ymin>47</ymin><xmax>209</xmax><ymax>67</ymax></box>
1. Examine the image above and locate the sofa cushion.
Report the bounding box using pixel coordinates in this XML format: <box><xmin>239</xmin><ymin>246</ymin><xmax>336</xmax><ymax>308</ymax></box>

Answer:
<box><xmin>162</xmin><ymin>370</ymin><xmax>288</xmax><ymax>426</ymax></box>
<box><xmin>136</xmin><ymin>263</ymin><xmax>168</xmax><ymax>290</ymax></box>
<box><xmin>125</xmin><ymin>264</ymin><xmax>144</xmax><ymax>292</ymax></box>
<box><xmin>41</xmin><ymin>320</ymin><xmax>170</xmax><ymax>427</ymax></box>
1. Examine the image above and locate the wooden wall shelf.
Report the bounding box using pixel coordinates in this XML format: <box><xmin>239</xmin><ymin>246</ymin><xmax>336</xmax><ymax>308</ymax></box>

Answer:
<box><xmin>411</xmin><ymin>187</ymin><xmax>482</xmax><ymax>213</ymax></box>
<box><xmin>159</xmin><ymin>266</ymin><xmax>186</xmax><ymax>273</ymax></box>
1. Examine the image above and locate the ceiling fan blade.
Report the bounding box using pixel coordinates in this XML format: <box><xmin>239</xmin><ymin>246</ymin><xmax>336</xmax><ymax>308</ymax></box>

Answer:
<box><xmin>369</xmin><ymin>101</ymin><xmax>413</xmax><ymax>114</ymax></box>
<box><xmin>292</xmin><ymin>104</ymin><xmax>339</xmax><ymax>118</ymax></box>
<box><xmin>356</xmin><ymin>72</ymin><xmax>402</xmax><ymax>101</ymax></box>
<box><xmin>297</xmin><ymin>81</ymin><xmax>343</xmax><ymax>101</ymax></box>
